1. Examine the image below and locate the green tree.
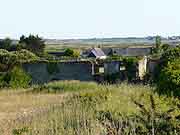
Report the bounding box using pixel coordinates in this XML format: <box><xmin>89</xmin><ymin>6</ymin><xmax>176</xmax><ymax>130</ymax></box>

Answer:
<box><xmin>64</xmin><ymin>48</ymin><xmax>74</xmax><ymax>57</ymax></box>
<box><xmin>6</xmin><ymin>66</ymin><xmax>31</xmax><ymax>88</ymax></box>
<box><xmin>161</xmin><ymin>47</ymin><xmax>180</xmax><ymax>63</ymax></box>
<box><xmin>157</xmin><ymin>58</ymin><xmax>180</xmax><ymax>95</ymax></box>
<box><xmin>152</xmin><ymin>35</ymin><xmax>162</xmax><ymax>54</ymax></box>
<box><xmin>0</xmin><ymin>49</ymin><xmax>17</xmax><ymax>71</ymax></box>
<box><xmin>156</xmin><ymin>47</ymin><xmax>180</xmax><ymax>96</ymax></box>
<box><xmin>19</xmin><ymin>35</ymin><xmax>45</xmax><ymax>56</ymax></box>
<box><xmin>155</xmin><ymin>35</ymin><xmax>161</xmax><ymax>50</ymax></box>
<box><xmin>73</xmin><ymin>49</ymin><xmax>80</xmax><ymax>58</ymax></box>
<box><xmin>0</xmin><ymin>38</ymin><xmax>12</xmax><ymax>51</ymax></box>
<box><xmin>159</xmin><ymin>43</ymin><xmax>170</xmax><ymax>54</ymax></box>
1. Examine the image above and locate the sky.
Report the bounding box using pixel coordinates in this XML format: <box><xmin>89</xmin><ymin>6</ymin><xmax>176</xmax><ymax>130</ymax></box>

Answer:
<box><xmin>0</xmin><ymin>0</ymin><xmax>180</xmax><ymax>39</ymax></box>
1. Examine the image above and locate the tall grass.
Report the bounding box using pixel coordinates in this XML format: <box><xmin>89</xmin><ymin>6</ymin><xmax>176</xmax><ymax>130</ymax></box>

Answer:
<box><xmin>11</xmin><ymin>81</ymin><xmax>180</xmax><ymax>135</ymax></box>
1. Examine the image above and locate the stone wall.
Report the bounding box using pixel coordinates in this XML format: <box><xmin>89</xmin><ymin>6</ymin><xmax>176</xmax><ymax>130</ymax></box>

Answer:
<box><xmin>104</xmin><ymin>61</ymin><xmax>121</xmax><ymax>75</ymax></box>
<box><xmin>22</xmin><ymin>60</ymin><xmax>140</xmax><ymax>84</ymax></box>
<box><xmin>147</xmin><ymin>59</ymin><xmax>160</xmax><ymax>74</ymax></box>
<box><xmin>22</xmin><ymin>62</ymin><xmax>94</xmax><ymax>84</ymax></box>
<box><xmin>138</xmin><ymin>56</ymin><xmax>148</xmax><ymax>80</ymax></box>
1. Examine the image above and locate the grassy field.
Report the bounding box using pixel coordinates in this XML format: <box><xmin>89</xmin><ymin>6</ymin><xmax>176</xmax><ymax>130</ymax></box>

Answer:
<box><xmin>0</xmin><ymin>81</ymin><xmax>180</xmax><ymax>135</ymax></box>
<box><xmin>0</xmin><ymin>89</ymin><xmax>67</xmax><ymax>135</ymax></box>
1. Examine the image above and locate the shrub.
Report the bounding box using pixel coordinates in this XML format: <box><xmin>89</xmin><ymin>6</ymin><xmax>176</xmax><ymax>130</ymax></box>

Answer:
<box><xmin>156</xmin><ymin>47</ymin><xmax>180</xmax><ymax>96</ymax></box>
<box><xmin>73</xmin><ymin>49</ymin><xmax>80</xmax><ymax>58</ymax></box>
<box><xmin>157</xmin><ymin>59</ymin><xmax>180</xmax><ymax>96</ymax></box>
<box><xmin>161</xmin><ymin>47</ymin><xmax>180</xmax><ymax>63</ymax></box>
<box><xmin>64</xmin><ymin>48</ymin><xmax>74</xmax><ymax>57</ymax></box>
<box><xmin>0</xmin><ymin>73</ymin><xmax>8</xmax><ymax>88</ymax></box>
<box><xmin>8</xmin><ymin>66</ymin><xmax>31</xmax><ymax>88</ymax></box>
<box><xmin>123</xmin><ymin>57</ymin><xmax>138</xmax><ymax>81</ymax></box>
<box><xmin>13</xmin><ymin>49</ymin><xmax>39</xmax><ymax>62</ymax></box>
<box><xmin>64</xmin><ymin>48</ymin><xmax>80</xmax><ymax>58</ymax></box>
<box><xmin>0</xmin><ymin>49</ymin><xmax>17</xmax><ymax>71</ymax></box>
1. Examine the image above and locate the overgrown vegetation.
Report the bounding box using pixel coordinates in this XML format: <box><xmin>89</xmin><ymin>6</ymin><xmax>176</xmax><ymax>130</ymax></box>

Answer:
<box><xmin>64</xmin><ymin>48</ymin><xmax>80</xmax><ymax>58</ymax></box>
<box><xmin>8</xmin><ymin>81</ymin><xmax>180</xmax><ymax>135</ymax></box>
<box><xmin>156</xmin><ymin>47</ymin><xmax>180</xmax><ymax>96</ymax></box>
<box><xmin>0</xmin><ymin>66</ymin><xmax>31</xmax><ymax>88</ymax></box>
<box><xmin>107</xmin><ymin>56</ymin><xmax>139</xmax><ymax>82</ymax></box>
<box><xmin>19</xmin><ymin>35</ymin><xmax>45</xmax><ymax>56</ymax></box>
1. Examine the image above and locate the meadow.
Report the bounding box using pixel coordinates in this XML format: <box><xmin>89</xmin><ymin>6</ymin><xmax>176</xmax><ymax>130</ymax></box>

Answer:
<box><xmin>0</xmin><ymin>81</ymin><xmax>180</xmax><ymax>135</ymax></box>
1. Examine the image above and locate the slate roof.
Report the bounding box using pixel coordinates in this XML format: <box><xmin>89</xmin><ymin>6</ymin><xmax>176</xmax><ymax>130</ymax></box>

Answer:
<box><xmin>127</xmin><ymin>48</ymin><xmax>152</xmax><ymax>56</ymax></box>
<box><xmin>102</xmin><ymin>48</ymin><xmax>113</xmax><ymax>55</ymax></box>
<box><xmin>90</xmin><ymin>48</ymin><xmax>106</xmax><ymax>57</ymax></box>
<box><xmin>112</xmin><ymin>47</ymin><xmax>152</xmax><ymax>56</ymax></box>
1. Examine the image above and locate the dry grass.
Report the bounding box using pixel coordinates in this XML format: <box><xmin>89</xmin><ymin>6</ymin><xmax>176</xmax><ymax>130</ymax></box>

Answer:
<box><xmin>0</xmin><ymin>89</ymin><xmax>67</xmax><ymax>135</ymax></box>
<box><xmin>0</xmin><ymin>82</ymin><xmax>179</xmax><ymax>135</ymax></box>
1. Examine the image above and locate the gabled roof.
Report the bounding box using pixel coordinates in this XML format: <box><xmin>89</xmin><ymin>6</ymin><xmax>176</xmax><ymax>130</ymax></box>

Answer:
<box><xmin>102</xmin><ymin>48</ymin><xmax>112</xmax><ymax>55</ymax></box>
<box><xmin>90</xmin><ymin>48</ymin><xmax>106</xmax><ymax>58</ymax></box>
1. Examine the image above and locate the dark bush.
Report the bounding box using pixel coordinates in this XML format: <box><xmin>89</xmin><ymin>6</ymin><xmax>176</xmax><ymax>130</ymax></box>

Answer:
<box><xmin>9</xmin><ymin>66</ymin><xmax>31</xmax><ymax>88</ymax></box>
<box><xmin>123</xmin><ymin>57</ymin><xmax>138</xmax><ymax>81</ymax></box>
<box><xmin>19</xmin><ymin>35</ymin><xmax>45</xmax><ymax>56</ymax></box>
<box><xmin>13</xmin><ymin>49</ymin><xmax>39</xmax><ymax>62</ymax></box>
<box><xmin>156</xmin><ymin>47</ymin><xmax>180</xmax><ymax>96</ymax></box>
<box><xmin>157</xmin><ymin>59</ymin><xmax>180</xmax><ymax>96</ymax></box>
<box><xmin>1</xmin><ymin>66</ymin><xmax>32</xmax><ymax>88</ymax></box>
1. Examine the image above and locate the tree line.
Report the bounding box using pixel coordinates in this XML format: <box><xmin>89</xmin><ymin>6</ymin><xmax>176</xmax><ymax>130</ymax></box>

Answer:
<box><xmin>0</xmin><ymin>35</ymin><xmax>45</xmax><ymax>56</ymax></box>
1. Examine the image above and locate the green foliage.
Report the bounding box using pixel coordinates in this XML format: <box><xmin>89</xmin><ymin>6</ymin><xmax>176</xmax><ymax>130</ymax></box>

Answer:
<box><xmin>155</xmin><ymin>47</ymin><xmax>180</xmax><ymax>96</ymax></box>
<box><xmin>107</xmin><ymin>56</ymin><xmax>138</xmax><ymax>81</ymax></box>
<box><xmin>64</xmin><ymin>48</ymin><xmax>74</xmax><ymax>57</ymax></box>
<box><xmin>152</xmin><ymin>36</ymin><xmax>171</xmax><ymax>56</ymax></box>
<box><xmin>132</xmin><ymin>95</ymin><xmax>180</xmax><ymax>135</ymax></box>
<box><xmin>152</xmin><ymin>35</ymin><xmax>162</xmax><ymax>54</ymax></box>
<box><xmin>155</xmin><ymin>35</ymin><xmax>161</xmax><ymax>49</ymax></box>
<box><xmin>123</xmin><ymin>57</ymin><xmax>138</xmax><ymax>81</ymax></box>
<box><xmin>7</xmin><ymin>66</ymin><xmax>31</xmax><ymax>88</ymax></box>
<box><xmin>0</xmin><ymin>73</ymin><xmax>8</xmax><ymax>88</ymax></box>
<box><xmin>0</xmin><ymin>49</ymin><xmax>39</xmax><ymax>72</ymax></box>
<box><xmin>12</xmin><ymin>127</ymin><xmax>29</xmax><ymax>135</ymax></box>
<box><xmin>108</xmin><ymin>55</ymin><xmax>123</xmax><ymax>61</ymax></box>
<box><xmin>0</xmin><ymin>49</ymin><xmax>17</xmax><ymax>71</ymax></box>
<box><xmin>46</xmin><ymin>62</ymin><xmax>59</xmax><ymax>74</ymax></box>
<box><xmin>19</xmin><ymin>35</ymin><xmax>45</xmax><ymax>56</ymax></box>
<box><xmin>0</xmin><ymin>38</ymin><xmax>13</xmax><ymax>51</ymax></box>
<box><xmin>21</xmin><ymin>82</ymin><xmax>180</xmax><ymax>134</ymax></box>
<box><xmin>0</xmin><ymin>66</ymin><xmax>31</xmax><ymax>88</ymax></box>
<box><xmin>14</xmin><ymin>49</ymin><xmax>39</xmax><ymax>62</ymax></box>
<box><xmin>157</xmin><ymin>59</ymin><xmax>180</xmax><ymax>95</ymax></box>
<box><xmin>160</xmin><ymin>43</ymin><xmax>170</xmax><ymax>52</ymax></box>
<box><xmin>72</xmin><ymin>49</ymin><xmax>80</xmax><ymax>58</ymax></box>
<box><xmin>0</xmin><ymin>49</ymin><xmax>17</xmax><ymax>64</ymax></box>
<box><xmin>33</xmin><ymin>81</ymin><xmax>99</xmax><ymax>93</ymax></box>
<box><xmin>64</xmin><ymin>48</ymin><xmax>80</xmax><ymax>58</ymax></box>
<box><xmin>161</xmin><ymin>47</ymin><xmax>180</xmax><ymax>63</ymax></box>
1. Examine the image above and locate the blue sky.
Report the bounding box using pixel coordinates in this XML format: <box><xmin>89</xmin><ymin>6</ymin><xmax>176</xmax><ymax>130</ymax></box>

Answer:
<box><xmin>0</xmin><ymin>0</ymin><xmax>180</xmax><ymax>39</ymax></box>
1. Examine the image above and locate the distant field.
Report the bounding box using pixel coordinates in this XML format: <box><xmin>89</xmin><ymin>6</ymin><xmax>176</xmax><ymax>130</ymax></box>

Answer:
<box><xmin>44</xmin><ymin>37</ymin><xmax>180</xmax><ymax>52</ymax></box>
<box><xmin>45</xmin><ymin>43</ymin><xmax>153</xmax><ymax>52</ymax></box>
